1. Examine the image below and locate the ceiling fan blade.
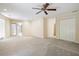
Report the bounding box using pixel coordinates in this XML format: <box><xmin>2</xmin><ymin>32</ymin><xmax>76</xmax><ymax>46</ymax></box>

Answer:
<box><xmin>44</xmin><ymin>11</ymin><xmax>48</xmax><ymax>15</ymax></box>
<box><xmin>43</xmin><ymin>3</ymin><xmax>50</xmax><ymax>9</ymax></box>
<box><xmin>46</xmin><ymin>9</ymin><xmax>56</xmax><ymax>11</ymax></box>
<box><xmin>32</xmin><ymin>8</ymin><xmax>41</xmax><ymax>10</ymax></box>
<box><xmin>36</xmin><ymin>11</ymin><xmax>42</xmax><ymax>14</ymax></box>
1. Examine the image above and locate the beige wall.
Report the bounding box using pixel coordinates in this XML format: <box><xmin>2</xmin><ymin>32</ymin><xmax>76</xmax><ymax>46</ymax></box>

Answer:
<box><xmin>22</xmin><ymin>21</ymin><xmax>32</xmax><ymax>36</ymax></box>
<box><xmin>5</xmin><ymin>18</ymin><xmax>10</xmax><ymax>38</ymax></box>
<box><xmin>47</xmin><ymin>17</ymin><xmax>56</xmax><ymax>38</ymax></box>
<box><xmin>5</xmin><ymin>18</ymin><xmax>31</xmax><ymax>37</ymax></box>
<box><xmin>43</xmin><ymin>17</ymin><xmax>56</xmax><ymax>38</ymax></box>
<box><xmin>56</xmin><ymin>17</ymin><xmax>60</xmax><ymax>39</ymax></box>
<box><xmin>31</xmin><ymin>18</ymin><xmax>44</xmax><ymax>38</ymax></box>
<box><xmin>10</xmin><ymin>19</ymin><xmax>22</xmax><ymax>24</ymax></box>
<box><xmin>43</xmin><ymin>17</ymin><xmax>48</xmax><ymax>38</ymax></box>
<box><xmin>21</xmin><ymin>17</ymin><xmax>56</xmax><ymax>38</ymax></box>
<box><xmin>0</xmin><ymin>15</ymin><xmax>56</xmax><ymax>39</ymax></box>
<box><xmin>75</xmin><ymin>13</ymin><xmax>79</xmax><ymax>43</ymax></box>
<box><xmin>9</xmin><ymin>19</ymin><xmax>32</xmax><ymax>37</ymax></box>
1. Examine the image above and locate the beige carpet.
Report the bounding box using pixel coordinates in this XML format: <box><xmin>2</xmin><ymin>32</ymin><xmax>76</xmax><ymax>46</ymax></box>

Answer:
<box><xmin>0</xmin><ymin>36</ymin><xmax>79</xmax><ymax>56</ymax></box>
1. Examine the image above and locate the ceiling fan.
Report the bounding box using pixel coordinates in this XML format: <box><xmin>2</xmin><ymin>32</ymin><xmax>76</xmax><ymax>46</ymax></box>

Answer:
<box><xmin>32</xmin><ymin>3</ymin><xmax>56</xmax><ymax>15</ymax></box>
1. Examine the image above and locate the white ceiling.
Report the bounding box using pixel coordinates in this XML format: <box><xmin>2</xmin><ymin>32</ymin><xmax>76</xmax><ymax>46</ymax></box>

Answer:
<box><xmin>0</xmin><ymin>3</ymin><xmax>79</xmax><ymax>20</ymax></box>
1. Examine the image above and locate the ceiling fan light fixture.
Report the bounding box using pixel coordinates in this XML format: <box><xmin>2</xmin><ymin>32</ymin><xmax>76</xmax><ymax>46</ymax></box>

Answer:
<box><xmin>32</xmin><ymin>3</ymin><xmax>56</xmax><ymax>15</ymax></box>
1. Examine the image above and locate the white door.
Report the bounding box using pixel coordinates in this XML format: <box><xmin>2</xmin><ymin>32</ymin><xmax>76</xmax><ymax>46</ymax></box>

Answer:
<box><xmin>60</xmin><ymin>18</ymin><xmax>75</xmax><ymax>42</ymax></box>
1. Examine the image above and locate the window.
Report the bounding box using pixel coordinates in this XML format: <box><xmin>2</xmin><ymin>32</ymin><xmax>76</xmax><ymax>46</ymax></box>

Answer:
<box><xmin>0</xmin><ymin>19</ymin><xmax>5</xmax><ymax>39</ymax></box>
<box><xmin>11</xmin><ymin>22</ymin><xmax>22</xmax><ymax>36</ymax></box>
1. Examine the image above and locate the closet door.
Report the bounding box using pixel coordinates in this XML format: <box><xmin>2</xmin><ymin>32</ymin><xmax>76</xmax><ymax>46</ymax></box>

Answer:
<box><xmin>60</xmin><ymin>18</ymin><xmax>75</xmax><ymax>42</ymax></box>
<box><xmin>0</xmin><ymin>19</ymin><xmax>5</xmax><ymax>39</ymax></box>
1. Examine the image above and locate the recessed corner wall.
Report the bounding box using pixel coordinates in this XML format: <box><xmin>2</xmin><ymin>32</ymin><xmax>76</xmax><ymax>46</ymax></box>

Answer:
<box><xmin>31</xmin><ymin>18</ymin><xmax>44</xmax><ymax>38</ymax></box>
<box><xmin>47</xmin><ymin>17</ymin><xmax>56</xmax><ymax>38</ymax></box>
<box><xmin>5</xmin><ymin>18</ymin><xmax>10</xmax><ymax>38</ymax></box>
<box><xmin>75</xmin><ymin>13</ymin><xmax>79</xmax><ymax>43</ymax></box>
<box><xmin>22</xmin><ymin>21</ymin><xmax>32</xmax><ymax>36</ymax></box>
